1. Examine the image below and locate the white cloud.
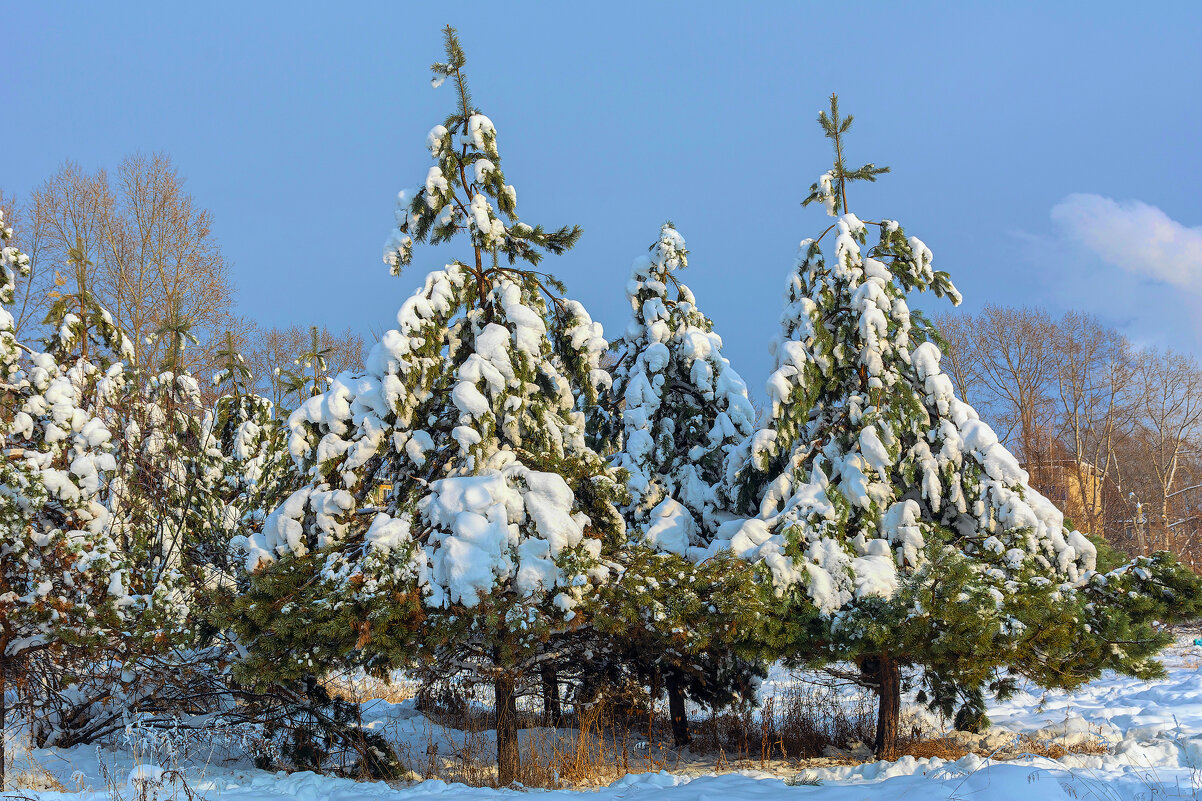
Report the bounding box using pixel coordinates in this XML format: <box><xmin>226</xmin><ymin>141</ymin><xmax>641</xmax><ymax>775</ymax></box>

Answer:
<box><xmin>1050</xmin><ymin>193</ymin><xmax>1202</xmax><ymax>287</ymax></box>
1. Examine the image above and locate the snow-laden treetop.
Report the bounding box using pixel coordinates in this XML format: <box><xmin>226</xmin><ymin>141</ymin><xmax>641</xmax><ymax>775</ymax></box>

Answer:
<box><xmin>722</xmin><ymin>98</ymin><xmax>1094</xmax><ymax>617</ymax></box>
<box><xmin>384</xmin><ymin>27</ymin><xmax>580</xmax><ymax>275</ymax></box>
<box><xmin>611</xmin><ymin>223</ymin><xmax>755</xmax><ymax>559</ymax></box>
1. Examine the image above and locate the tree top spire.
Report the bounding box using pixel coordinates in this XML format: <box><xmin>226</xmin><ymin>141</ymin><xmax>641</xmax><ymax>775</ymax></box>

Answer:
<box><xmin>802</xmin><ymin>93</ymin><xmax>890</xmax><ymax>217</ymax></box>
<box><xmin>431</xmin><ymin>26</ymin><xmax>473</xmax><ymax>120</ymax></box>
<box><xmin>384</xmin><ymin>26</ymin><xmax>582</xmax><ymax>291</ymax></box>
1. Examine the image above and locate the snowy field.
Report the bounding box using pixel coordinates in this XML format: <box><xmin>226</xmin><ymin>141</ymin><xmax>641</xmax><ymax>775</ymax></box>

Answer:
<box><xmin>7</xmin><ymin>629</ymin><xmax>1202</xmax><ymax>801</ymax></box>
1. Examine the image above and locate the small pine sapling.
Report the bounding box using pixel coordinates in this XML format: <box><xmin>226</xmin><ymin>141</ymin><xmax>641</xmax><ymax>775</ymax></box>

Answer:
<box><xmin>599</xmin><ymin>223</ymin><xmax>766</xmax><ymax>745</ymax></box>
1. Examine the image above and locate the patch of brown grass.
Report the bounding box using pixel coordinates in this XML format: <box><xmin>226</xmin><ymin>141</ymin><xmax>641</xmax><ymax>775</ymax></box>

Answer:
<box><xmin>691</xmin><ymin>683</ymin><xmax>878</xmax><ymax>763</ymax></box>
<box><xmin>322</xmin><ymin>671</ymin><xmax>418</xmax><ymax>705</ymax></box>
<box><xmin>898</xmin><ymin>732</ymin><xmax>1110</xmax><ymax>763</ymax></box>
<box><xmin>386</xmin><ymin>693</ymin><xmax>665</xmax><ymax>790</ymax></box>
<box><xmin>1008</xmin><ymin>733</ymin><xmax>1109</xmax><ymax>760</ymax></box>
<box><xmin>900</xmin><ymin>737</ymin><xmax>975</xmax><ymax>761</ymax></box>
<box><xmin>4</xmin><ymin>752</ymin><xmax>68</xmax><ymax>792</ymax></box>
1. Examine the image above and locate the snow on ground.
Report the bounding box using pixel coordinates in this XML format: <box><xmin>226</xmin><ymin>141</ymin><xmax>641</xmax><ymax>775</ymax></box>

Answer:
<box><xmin>7</xmin><ymin>630</ymin><xmax>1202</xmax><ymax>801</ymax></box>
<box><xmin>988</xmin><ymin>630</ymin><xmax>1202</xmax><ymax>741</ymax></box>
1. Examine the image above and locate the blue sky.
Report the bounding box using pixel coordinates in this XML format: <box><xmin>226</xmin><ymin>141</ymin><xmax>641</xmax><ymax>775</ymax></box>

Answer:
<box><xmin>7</xmin><ymin>2</ymin><xmax>1202</xmax><ymax>393</ymax></box>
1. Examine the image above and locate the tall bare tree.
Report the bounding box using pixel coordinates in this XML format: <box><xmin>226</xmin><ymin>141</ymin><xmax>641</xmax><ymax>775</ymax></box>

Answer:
<box><xmin>1051</xmin><ymin>311</ymin><xmax>1139</xmax><ymax>537</ymax></box>
<box><xmin>243</xmin><ymin>323</ymin><xmax>365</xmax><ymax>413</ymax></box>
<box><xmin>21</xmin><ymin>154</ymin><xmax>237</xmax><ymax>374</ymax></box>
<box><xmin>1137</xmin><ymin>349</ymin><xmax>1202</xmax><ymax>551</ymax></box>
<box><xmin>970</xmin><ymin>305</ymin><xmax>1059</xmax><ymax>466</ymax></box>
<box><xmin>932</xmin><ymin>309</ymin><xmax>978</xmax><ymax>404</ymax></box>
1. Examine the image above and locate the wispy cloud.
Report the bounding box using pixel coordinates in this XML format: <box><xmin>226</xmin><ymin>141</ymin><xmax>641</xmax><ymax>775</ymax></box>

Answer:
<box><xmin>1050</xmin><ymin>193</ymin><xmax>1202</xmax><ymax>288</ymax></box>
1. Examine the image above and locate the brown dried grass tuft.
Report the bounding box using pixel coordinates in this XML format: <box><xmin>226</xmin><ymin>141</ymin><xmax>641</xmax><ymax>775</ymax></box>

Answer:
<box><xmin>899</xmin><ymin>737</ymin><xmax>976</xmax><ymax>761</ymax></box>
<box><xmin>1008</xmin><ymin>733</ymin><xmax>1110</xmax><ymax>760</ymax></box>
<box><xmin>899</xmin><ymin>732</ymin><xmax>1110</xmax><ymax>763</ymax></box>
<box><xmin>5</xmin><ymin>759</ymin><xmax>67</xmax><ymax>793</ymax></box>
<box><xmin>322</xmin><ymin>671</ymin><xmax>418</xmax><ymax>705</ymax></box>
<box><xmin>691</xmin><ymin>683</ymin><xmax>878</xmax><ymax>763</ymax></box>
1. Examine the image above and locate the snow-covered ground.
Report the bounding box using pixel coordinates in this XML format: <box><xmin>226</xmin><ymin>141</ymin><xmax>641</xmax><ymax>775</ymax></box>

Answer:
<box><xmin>7</xmin><ymin>630</ymin><xmax>1202</xmax><ymax>801</ymax></box>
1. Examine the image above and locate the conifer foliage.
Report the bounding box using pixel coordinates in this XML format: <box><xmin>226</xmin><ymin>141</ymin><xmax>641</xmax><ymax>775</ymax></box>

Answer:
<box><xmin>383</xmin><ymin>27</ymin><xmax>581</xmax><ymax>275</ymax></box>
<box><xmin>193</xmin><ymin>333</ymin><xmax>296</xmax><ymax>582</ymax></box>
<box><xmin>235</xmin><ymin>27</ymin><xmax>621</xmax><ymax>785</ymax></box>
<box><xmin>725</xmin><ymin>96</ymin><xmax>1190</xmax><ymax>758</ymax></box>
<box><xmin>611</xmin><ymin>223</ymin><xmax>756</xmax><ymax>552</ymax></box>
<box><xmin>7</xmin><ymin>30</ymin><xmax>1201</xmax><ymax>785</ymax></box>
<box><xmin>0</xmin><ymin>210</ymin><xmax>132</xmax><ymax>787</ymax></box>
<box><xmin>593</xmin><ymin>224</ymin><xmax>767</xmax><ymax>746</ymax></box>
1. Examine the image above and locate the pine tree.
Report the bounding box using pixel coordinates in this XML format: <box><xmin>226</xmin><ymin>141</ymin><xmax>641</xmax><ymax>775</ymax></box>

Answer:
<box><xmin>234</xmin><ymin>27</ymin><xmax>621</xmax><ymax>785</ymax></box>
<box><xmin>192</xmin><ymin>332</ymin><xmax>298</xmax><ymax>585</ymax></box>
<box><xmin>42</xmin><ymin>236</ymin><xmax>136</xmax><ymax>370</ymax></box>
<box><xmin>611</xmin><ymin>223</ymin><xmax>756</xmax><ymax>548</ymax></box>
<box><xmin>593</xmin><ymin>223</ymin><xmax>766</xmax><ymax>745</ymax></box>
<box><xmin>152</xmin><ymin>303</ymin><xmax>199</xmax><ymax>377</ymax></box>
<box><xmin>40</xmin><ymin>233</ymin><xmax>193</xmax><ymax>627</ymax></box>
<box><xmin>0</xmin><ymin>209</ymin><xmax>132</xmax><ymax>787</ymax></box>
<box><xmin>724</xmin><ymin>96</ymin><xmax>1195</xmax><ymax>758</ymax></box>
<box><xmin>279</xmin><ymin>325</ymin><xmax>335</xmax><ymax>402</ymax></box>
<box><xmin>102</xmin><ymin>355</ymin><xmax>201</xmax><ymax>643</ymax></box>
<box><xmin>11</xmin><ymin>219</ymin><xmax>200</xmax><ymax>748</ymax></box>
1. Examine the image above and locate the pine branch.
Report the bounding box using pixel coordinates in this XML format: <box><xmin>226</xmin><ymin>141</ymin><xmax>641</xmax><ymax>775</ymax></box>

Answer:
<box><xmin>802</xmin><ymin>94</ymin><xmax>891</xmax><ymax>217</ymax></box>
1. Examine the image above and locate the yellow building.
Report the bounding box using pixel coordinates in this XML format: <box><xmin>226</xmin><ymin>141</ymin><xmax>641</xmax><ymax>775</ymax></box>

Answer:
<box><xmin>1028</xmin><ymin>460</ymin><xmax>1104</xmax><ymax>533</ymax></box>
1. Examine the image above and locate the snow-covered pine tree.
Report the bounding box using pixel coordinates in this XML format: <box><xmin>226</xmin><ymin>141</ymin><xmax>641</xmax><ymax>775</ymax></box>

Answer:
<box><xmin>192</xmin><ymin>332</ymin><xmax>297</xmax><ymax>585</ymax></box>
<box><xmin>0</xmin><ymin>209</ymin><xmax>132</xmax><ymax>786</ymax></box>
<box><xmin>723</xmin><ymin>96</ymin><xmax>1180</xmax><ymax>758</ymax></box>
<box><xmin>6</xmin><ymin>227</ymin><xmax>205</xmax><ymax>749</ymax></box>
<box><xmin>595</xmin><ymin>223</ymin><xmax>766</xmax><ymax>745</ymax></box>
<box><xmin>234</xmin><ymin>27</ymin><xmax>622</xmax><ymax>785</ymax></box>
<box><xmin>101</xmin><ymin>351</ymin><xmax>200</xmax><ymax>639</ymax></box>
<box><xmin>37</xmin><ymin>234</ymin><xmax>189</xmax><ymax>609</ymax></box>
<box><xmin>612</xmin><ymin>223</ymin><xmax>756</xmax><ymax>549</ymax></box>
<box><xmin>279</xmin><ymin>325</ymin><xmax>336</xmax><ymax>404</ymax></box>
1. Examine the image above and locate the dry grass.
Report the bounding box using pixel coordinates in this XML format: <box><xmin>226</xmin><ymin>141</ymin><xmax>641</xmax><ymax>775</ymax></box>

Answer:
<box><xmin>1008</xmin><ymin>732</ymin><xmax>1110</xmax><ymax>760</ymax></box>
<box><xmin>336</xmin><ymin>672</ymin><xmax>1118</xmax><ymax>789</ymax></box>
<box><xmin>545</xmin><ymin>699</ymin><xmax>677</xmax><ymax>786</ymax></box>
<box><xmin>385</xmin><ymin>693</ymin><xmax>670</xmax><ymax>789</ymax></box>
<box><xmin>691</xmin><ymin>683</ymin><xmax>878</xmax><ymax>764</ymax></box>
<box><xmin>899</xmin><ymin>731</ymin><xmax>1110</xmax><ymax>762</ymax></box>
<box><xmin>3</xmin><ymin>743</ymin><xmax>84</xmax><ymax>793</ymax></box>
<box><xmin>322</xmin><ymin>671</ymin><xmax>419</xmax><ymax>705</ymax></box>
<box><xmin>900</xmin><ymin>737</ymin><xmax>978</xmax><ymax>761</ymax></box>
<box><xmin>386</xmin><ymin>679</ymin><xmax>890</xmax><ymax>787</ymax></box>
<box><xmin>4</xmin><ymin>758</ymin><xmax>68</xmax><ymax>792</ymax></box>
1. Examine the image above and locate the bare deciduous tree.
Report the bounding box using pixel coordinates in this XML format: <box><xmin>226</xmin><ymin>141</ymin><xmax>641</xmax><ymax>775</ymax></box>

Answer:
<box><xmin>20</xmin><ymin>154</ymin><xmax>237</xmax><ymax>374</ymax></box>
<box><xmin>938</xmin><ymin>305</ymin><xmax>1060</xmax><ymax>470</ymax></box>
<box><xmin>1051</xmin><ymin>311</ymin><xmax>1139</xmax><ymax>538</ymax></box>
<box><xmin>243</xmin><ymin>324</ymin><xmax>365</xmax><ymax>413</ymax></box>
<box><xmin>1136</xmin><ymin>349</ymin><xmax>1202</xmax><ymax>551</ymax></box>
<box><xmin>932</xmin><ymin>309</ymin><xmax>977</xmax><ymax>404</ymax></box>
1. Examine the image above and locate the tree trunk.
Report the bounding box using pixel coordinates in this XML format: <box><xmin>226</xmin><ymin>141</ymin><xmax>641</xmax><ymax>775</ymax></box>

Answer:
<box><xmin>1</xmin><ymin>660</ymin><xmax>6</xmax><ymax>791</ymax></box>
<box><xmin>541</xmin><ymin>666</ymin><xmax>561</xmax><ymax>726</ymax></box>
<box><xmin>494</xmin><ymin>673</ymin><xmax>520</xmax><ymax>786</ymax></box>
<box><xmin>647</xmin><ymin>670</ymin><xmax>659</xmax><ymax>770</ymax></box>
<box><xmin>666</xmin><ymin>674</ymin><xmax>691</xmax><ymax>748</ymax></box>
<box><xmin>873</xmin><ymin>654</ymin><xmax>901</xmax><ymax>760</ymax></box>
